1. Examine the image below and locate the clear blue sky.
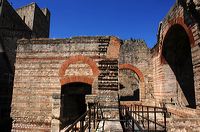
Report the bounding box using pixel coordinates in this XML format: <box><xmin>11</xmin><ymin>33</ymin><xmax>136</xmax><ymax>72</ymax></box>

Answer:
<box><xmin>9</xmin><ymin>0</ymin><xmax>175</xmax><ymax>48</ymax></box>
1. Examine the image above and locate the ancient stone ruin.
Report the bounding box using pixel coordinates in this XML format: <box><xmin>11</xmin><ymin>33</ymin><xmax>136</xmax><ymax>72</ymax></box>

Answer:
<box><xmin>0</xmin><ymin>0</ymin><xmax>200</xmax><ymax>131</ymax></box>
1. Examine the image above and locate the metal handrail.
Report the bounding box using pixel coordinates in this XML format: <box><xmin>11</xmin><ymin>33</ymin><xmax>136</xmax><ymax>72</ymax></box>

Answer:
<box><xmin>61</xmin><ymin>103</ymin><xmax>103</xmax><ymax>132</ymax></box>
<box><xmin>61</xmin><ymin>111</ymin><xmax>88</xmax><ymax>132</ymax></box>
<box><xmin>119</xmin><ymin>104</ymin><xmax>167</xmax><ymax>132</ymax></box>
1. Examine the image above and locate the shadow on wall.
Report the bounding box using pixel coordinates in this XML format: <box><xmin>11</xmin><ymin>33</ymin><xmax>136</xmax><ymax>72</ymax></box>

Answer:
<box><xmin>120</xmin><ymin>89</ymin><xmax>140</xmax><ymax>101</ymax></box>
<box><xmin>162</xmin><ymin>24</ymin><xmax>196</xmax><ymax>108</ymax></box>
<box><xmin>60</xmin><ymin>82</ymin><xmax>91</xmax><ymax>129</ymax></box>
<box><xmin>0</xmin><ymin>52</ymin><xmax>13</xmax><ymax>132</ymax></box>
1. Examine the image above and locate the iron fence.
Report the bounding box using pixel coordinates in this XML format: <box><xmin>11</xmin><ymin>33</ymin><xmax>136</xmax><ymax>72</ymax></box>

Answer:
<box><xmin>120</xmin><ymin>104</ymin><xmax>167</xmax><ymax>132</ymax></box>
<box><xmin>61</xmin><ymin>103</ymin><xmax>103</xmax><ymax>132</ymax></box>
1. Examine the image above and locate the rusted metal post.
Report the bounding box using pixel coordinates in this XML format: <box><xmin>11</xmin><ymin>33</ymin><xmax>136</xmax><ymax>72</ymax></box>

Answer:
<box><xmin>132</xmin><ymin>110</ymin><xmax>135</xmax><ymax>131</ymax></box>
<box><xmin>80</xmin><ymin>119</ymin><xmax>84</xmax><ymax>132</ymax></box>
<box><xmin>125</xmin><ymin>107</ymin><xmax>128</xmax><ymax>127</ymax></box>
<box><xmin>75</xmin><ymin>123</ymin><xmax>77</xmax><ymax>132</ymax></box>
<box><xmin>147</xmin><ymin>106</ymin><xmax>149</xmax><ymax>131</ymax></box>
<box><xmin>142</xmin><ymin>105</ymin><xmax>144</xmax><ymax>127</ymax></box>
<box><xmin>134</xmin><ymin>104</ymin><xmax>136</xmax><ymax>121</ymax></box>
<box><xmin>131</xmin><ymin>104</ymin><xmax>133</xmax><ymax>116</ymax></box>
<box><xmin>88</xmin><ymin>104</ymin><xmax>91</xmax><ymax>132</ymax></box>
<box><xmin>135</xmin><ymin>105</ymin><xmax>137</xmax><ymax>121</ymax></box>
<box><xmin>154</xmin><ymin>107</ymin><xmax>157</xmax><ymax>131</ymax></box>
<box><xmin>164</xmin><ymin>108</ymin><xmax>167</xmax><ymax>132</ymax></box>
<box><xmin>137</xmin><ymin>105</ymin><xmax>139</xmax><ymax>122</ymax></box>
<box><xmin>93</xmin><ymin>105</ymin><xmax>96</xmax><ymax>129</ymax></box>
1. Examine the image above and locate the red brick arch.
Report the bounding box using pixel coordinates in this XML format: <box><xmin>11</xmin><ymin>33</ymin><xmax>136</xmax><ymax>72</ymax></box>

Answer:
<box><xmin>161</xmin><ymin>17</ymin><xmax>195</xmax><ymax>50</ymax></box>
<box><xmin>119</xmin><ymin>64</ymin><xmax>144</xmax><ymax>82</ymax></box>
<box><xmin>59</xmin><ymin>55</ymin><xmax>100</xmax><ymax>85</ymax></box>
<box><xmin>160</xmin><ymin>17</ymin><xmax>195</xmax><ymax>64</ymax></box>
<box><xmin>60</xmin><ymin>76</ymin><xmax>94</xmax><ymax>85</ymax></box>
<box><xmin>119</xmin><ymin>64</ymin><xmax>145</xmax><ymax>100</ymax></box>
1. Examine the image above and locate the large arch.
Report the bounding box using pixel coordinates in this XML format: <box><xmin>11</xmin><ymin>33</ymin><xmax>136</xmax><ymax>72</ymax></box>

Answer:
<box><xmin>59</xmin><ymin>55</ymin><xmax>100</xmax><ymax>85</ymax></box>
<box><xmin>160</xmin><ymin>17</ymin><xmax>195</xmax><ymax>53</ymax></box>
<box><xmin>161</xmin><ymin>23</ymin><xmax>196</xmax><ymax>108</ymax></box>
<box><xmin>119</xmin><ymin>64</ymin><xmax>145</xmax><ymax>100</ymax></box>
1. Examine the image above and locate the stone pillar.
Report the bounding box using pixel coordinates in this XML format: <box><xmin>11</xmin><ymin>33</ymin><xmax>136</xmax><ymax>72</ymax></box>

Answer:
<box><xmin>98</xmin><ymin>90</ymin><xmax>119</xmax><ymax>119</ymax></box>
<box><xmin>51</xmin><ymin>93</ymin><xmax>61</xmax><ymax>132</ymax></box>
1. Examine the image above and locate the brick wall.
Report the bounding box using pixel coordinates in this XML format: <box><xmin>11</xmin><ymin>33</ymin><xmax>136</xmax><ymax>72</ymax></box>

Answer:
<box><xmin>152</xmin><ymin>1</ymin><xmax>200</xmax><ymax>108</ymax></box>
<box><xmin>119</xmin><ymin>39</ymin><xmax>153</xmax><ymax>100</ymax></box>
<box><xmin>11</xmin><ymin>36</ymin><xmax>122</xmax><ymax>131</ymax></box>
<box><xmin>0</xmin><ymin>0</ymin><xmax>32</xmax><ymax>130</ymax></box>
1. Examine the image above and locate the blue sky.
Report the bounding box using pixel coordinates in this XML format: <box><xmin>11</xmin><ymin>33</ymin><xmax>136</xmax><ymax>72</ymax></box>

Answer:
<box><xmin>10</xmin><ymin>0</ymin><xmax>175</xmax><ymax>48</ymax></box>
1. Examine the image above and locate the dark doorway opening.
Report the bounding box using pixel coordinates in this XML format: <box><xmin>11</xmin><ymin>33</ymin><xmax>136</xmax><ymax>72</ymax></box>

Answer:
<box><xmin>60</xmin><ymin>82</ymin><xmax>91</xmax><ymax>129</ymax></box>
<box><xmin>162</xmin><ymin>24</ymin><xmax>196</xmax><ymax>108</ymax></box>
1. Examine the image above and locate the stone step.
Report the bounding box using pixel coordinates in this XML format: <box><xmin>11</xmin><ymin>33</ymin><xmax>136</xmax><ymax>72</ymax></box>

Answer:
<box><xmin>97</xmin><ymin>120</ymin><xmax>123</xmax><ymax>132</ymax></box>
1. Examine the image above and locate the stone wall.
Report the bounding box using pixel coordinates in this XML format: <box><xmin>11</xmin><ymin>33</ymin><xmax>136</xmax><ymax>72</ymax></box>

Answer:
<box><xmin>119</xmin><ymin>39</ymin><xmax>153</xmax><ymax>100</ymax></box>
<box><xmin>8</xmin><ymin>1</ymin><xmax>200</xmax><ymax>131</ymax></box>
<box><xmin>0</xmin><ymin>0</ymin><xmax>50</xmax><ymax>130</ymax></box>
<box><xmin>11</xmin><ymin>36</ymin><xmax>122</xmax><ymax>131</ymax></box>
<box><xmin>16</xmin><ymin>3</ymin><xmax>35</xmax><ymax>31</ymax></box>
<box><xmin>166</xmin><ymin>104</ymin><xmax>200</xmax><ymax>131</ymax></box>
<box><xmin>0</xmin><ymin>0</ymin><xmax>32</xmax><ymax>130</ymax></box>
<box><xmin>152</xmin><ymin>1</ymin><xmax>200</xmax><ymax>108</ymax></box>
<box><xmin>0</xmin><ymin>0</ymin><xmax>31</xmax><ymax>70</ymax></box>
<box><xmin>16</xmin><ymin>3</ymin><xmax>50</xmax><ymax>38</ymax></box>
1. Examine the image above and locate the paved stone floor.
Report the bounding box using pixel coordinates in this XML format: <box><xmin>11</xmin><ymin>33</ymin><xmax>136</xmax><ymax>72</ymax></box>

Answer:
<box><xmin>97</xmin><ymin>120</ymin><xmax>123</xmax><ymax>132</ymax></box>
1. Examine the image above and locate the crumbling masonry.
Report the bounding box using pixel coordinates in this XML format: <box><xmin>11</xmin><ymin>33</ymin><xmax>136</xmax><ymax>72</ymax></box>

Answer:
<box><xmin>1</xmin><ymin>0</ymin><xmax>200</xmax><ymax>131</ymax></box>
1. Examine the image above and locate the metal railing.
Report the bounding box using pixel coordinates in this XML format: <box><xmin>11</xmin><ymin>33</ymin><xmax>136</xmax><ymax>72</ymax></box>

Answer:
<box><xmin>61</xmin><ymin>100</ymin><xmax>168</xmax><ymax>132</ymax></box>
<box><xmin>61</xmin><ymin>103</ymin><xmax>103</xmax><ymax>132</ymax></box>
<box><xmin>120</xmin><ymin>104</ymin><xmax>167</xmax><ymax>132</ymax></box>
<box><xmin>61</xmin><ymin>111</ymin><xmax>89</xmax><ymax>132</ymax></box>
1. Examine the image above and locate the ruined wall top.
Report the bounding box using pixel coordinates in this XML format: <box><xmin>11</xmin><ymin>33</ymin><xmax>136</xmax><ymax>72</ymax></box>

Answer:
<box><xmin>120</xmin><ymin>39</ymin><xmax>149</xmax><ymax>53</ymax></box>
<box><xmin>0</xmin><ymin>0</ymin><xmax>31</xmax><ymax>36</ymax></box>
<box><xmin>16</xmin><ymin>2</ymin><xmax>50</xmax><ymax>38</ymax></box>
<box><xmin>17</xmin><ymin>36</ymin><xmax>112</xmax><ymax>45</ymax></box>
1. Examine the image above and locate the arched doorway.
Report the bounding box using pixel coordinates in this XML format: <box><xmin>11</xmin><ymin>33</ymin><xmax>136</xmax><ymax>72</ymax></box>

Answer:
<box><xmin>161</xmin><ymin>24</ymin><xmax>196</xmax><ymax>108</ymax></box>
<box><xmin>119</xmin><ymin>70</ymin><xmax>140</xmax><ymax>101</ymax></box>
<box><xmin>60</xmin><ymin>82</ymin><xmax>91</xmax><ymax>129</ymax></box>
<box><xmin>119</xmin><ymin>64</ymin><xmax>145</xmax><ymax>101</ymax></box>
<box><xmin>59</xmin><ymin>55</ymin><xmax>99</xmax><ymax>128</ymax></box>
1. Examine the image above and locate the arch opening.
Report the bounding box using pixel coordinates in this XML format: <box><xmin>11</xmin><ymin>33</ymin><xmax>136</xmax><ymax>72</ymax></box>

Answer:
<box><xmin>162</xmin><ymin>24</ymin><xmax>196</xmax><ymax>108</ymax></box>
<box><xmin>60</xmin><ymin>82</ymin><xmax>92</xmax><ymax>129</ymax></box>
<box><xmin>119</xmin><ymin>64</ymin><xmax>144</xmax><ymax>101</ymax></box>
<box><xmin>119</xmin><ymin>83</ymin><xmax>140</xmax><ymax>101</ymax></box>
